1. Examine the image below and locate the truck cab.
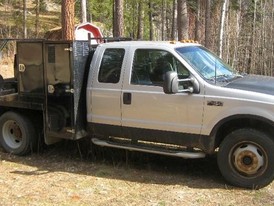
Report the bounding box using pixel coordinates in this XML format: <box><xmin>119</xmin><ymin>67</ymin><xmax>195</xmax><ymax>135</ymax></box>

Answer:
<box><xmin>87</xmin><ymin>41</ymin><xmax>274</xmax><ymax>189</ymax></box>
<box><xmin>87</xmin><ymin>42</ymin><xmax>205</xmax><ymax>150</ymax></box>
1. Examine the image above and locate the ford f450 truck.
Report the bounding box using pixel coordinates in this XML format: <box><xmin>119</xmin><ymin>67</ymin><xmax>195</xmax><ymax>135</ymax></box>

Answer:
<box><xmin>0</xmin><ymin>39</ymin><xmax>274</xmax><ymax>189</ymax></box>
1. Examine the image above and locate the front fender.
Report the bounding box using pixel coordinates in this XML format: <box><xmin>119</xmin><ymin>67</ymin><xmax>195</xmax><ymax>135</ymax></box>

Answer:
<box><xmin>208</xmin><ymin>114</ymin><xmax>274</xmax><ymax>151</ymax></box>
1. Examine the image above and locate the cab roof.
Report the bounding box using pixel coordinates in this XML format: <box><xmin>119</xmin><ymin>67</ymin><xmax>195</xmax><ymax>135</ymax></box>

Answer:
<box><xmin>98</xmin><ymin>40</ymin><xmax>201</xmax><ymax>49</ymax></box>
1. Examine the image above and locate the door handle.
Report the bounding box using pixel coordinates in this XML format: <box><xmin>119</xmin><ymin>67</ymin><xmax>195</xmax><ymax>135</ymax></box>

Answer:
<box><xmin>123</xmin><ymin>92</ymin><xmax>132</xmax><ymax>105</ymax></box>
<box><xmin>19</xmin><ymin>64</ymin><xmax>26</xmax><ymax>72</ymax></box>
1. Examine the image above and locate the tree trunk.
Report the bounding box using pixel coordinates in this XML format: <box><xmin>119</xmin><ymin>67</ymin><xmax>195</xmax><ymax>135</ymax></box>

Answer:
<box><xmin>261</xmin><ymin>0</ymin><xmax>266</xmax><ymax>75</ymax></box>
<box><xmin>113</xmin><ymin>0</ymin><xmax>124</xmax><ymax>37</ymax></box>
<box><xmin>62</xmin><ymin>0</ymin><xmax>75</xmax><ymax>40</ymax></box>
<box><xmin>35</xmin><ymin>0</ymin><xmax>40</xmax><ymax>37</ymax></box>
<box><xmin>161</xmin><ymin>0</ymin><xmax>166</xmax><ymax>40</ymax></box>
<box><xmin>247</xmin><ymin>0</ymin><xmax>257</xmax><ymax>74</ymax></box>
<box><xmin>219</xmin><ymin>0</ymin><xmax>228</xmax><ymax>58</ymax></box>
<box><xmin>23</xmin><ymin>0</ymin><xmax>27</xmax><ymax>38</ymax></box>
<box><xmin>137</xmin><ymin>1</ymin><xmax>144</xmax><ymax>39</ymax></box>
<box><xmin>194</xmin><ymin>0</ymin><xmax>200</xmax><ymax>41</ymax></box>
<box><xmin>171</xmin><ymin>0</ymin><xmax>177</xmax><ymax>40</ymax></box>
<box><xmin>177</xmin><ymin>0</ymin><xmax>189</xmax><ymax>40</ymax></box>
<box><xmin>81</xmin><ymin>0</ymin><xmax>87</xmax><ymax>23</ymax></box>
<box><xmin>148</xmin><ymin>0</ymin><xmax>153</xmax><ymax>40</ymax></box>
<box><xmin>271</xmin><ymin>0</ymin><xmax>274</xmax><ymax>76</ymax></box>
<box><xmin>205</xmin><ymin>0</ymin><xmax>211</xmax><ymax>48</ymax></box>
<box><xmin>232</xmin><ymin>0</ymin><xmax>242</xmax><ymax>69</ymax></box>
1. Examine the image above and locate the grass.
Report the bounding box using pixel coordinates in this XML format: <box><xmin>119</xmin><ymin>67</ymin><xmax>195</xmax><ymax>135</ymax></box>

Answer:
<box><xmin>1</xmin><ymin>141</ymin><xmax>274</xmax><ymax>205</ymax></box>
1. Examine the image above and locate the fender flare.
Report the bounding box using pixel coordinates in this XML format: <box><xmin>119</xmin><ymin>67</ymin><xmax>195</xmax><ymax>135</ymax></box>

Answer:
<box><xmin>209</xmin><ymin>114</ymin><xmax>274</xmax><ymax>149</ymax></box>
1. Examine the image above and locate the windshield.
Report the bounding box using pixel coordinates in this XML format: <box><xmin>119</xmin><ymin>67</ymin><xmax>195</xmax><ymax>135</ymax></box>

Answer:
<box><xmin>176</xmin><ymin>46</ymin><xmax>240</xmax><ymax>84</ymax></box>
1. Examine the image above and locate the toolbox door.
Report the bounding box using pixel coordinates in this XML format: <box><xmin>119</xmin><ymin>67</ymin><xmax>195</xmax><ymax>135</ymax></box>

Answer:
<box><xmin>45</xmin><ymin>42</ymin><xmax>75</xmax><ymax>141</ymax></box>
<box><xmin>17</xmin><ymin>42</ymin><xmax>44</xmax><ymax>95</ymax></box>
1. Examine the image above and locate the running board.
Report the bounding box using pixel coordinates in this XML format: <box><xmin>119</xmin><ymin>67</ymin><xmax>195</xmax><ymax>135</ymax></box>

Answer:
<box><xmin>92</xmin><ymin>138</ymin><xmax>206</xmax><ymax>159</ymax></box>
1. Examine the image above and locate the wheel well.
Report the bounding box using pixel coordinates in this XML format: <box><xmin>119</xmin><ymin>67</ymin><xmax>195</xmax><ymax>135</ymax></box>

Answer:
<box><xmin>213</xmin><ymin>116</ymin><xmax>274</xmax><ymax>149</ymax></box>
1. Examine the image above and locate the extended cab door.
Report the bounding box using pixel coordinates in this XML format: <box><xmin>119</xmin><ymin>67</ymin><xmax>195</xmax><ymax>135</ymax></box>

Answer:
<box><xmin>87</xmin><ymin>47</ymin><xmax>126</xmax><ymax>136</ymax></box>
<box><xmin>121</xmin><ymin>48</ymin><xmax>204</xmax><ymax>143</ymax></box>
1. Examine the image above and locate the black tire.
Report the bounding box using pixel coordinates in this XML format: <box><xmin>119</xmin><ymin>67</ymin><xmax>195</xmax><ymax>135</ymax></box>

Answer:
<box><xmin>217</xmin><ymin>128</ymin><xmax>274</xmax><ymax>189</ymax></box>
<box><xmin>0</xmin><ymin>111</ymin><xmax>37</xmax><ymax>155</ymax></box>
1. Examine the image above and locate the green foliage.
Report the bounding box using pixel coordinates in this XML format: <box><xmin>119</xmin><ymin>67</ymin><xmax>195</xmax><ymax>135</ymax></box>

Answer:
<box><xmin>40</xmin><ymin>0</ymin><xmax>47</xmax><ymax>12</ymax></box>
<box><xmin>31</xmin><ymin>0</ymin><xmax>47</xmax><ymax>12</ymax></box>
<box><xmin>74</xmin><ymin>0</ymin><xmax>81</xmax><ymax>21</ymax></box>
<box><xmin>88</xmin><ymin>0</ymin><xmax>113</xmax><ymax>36</ymax></box>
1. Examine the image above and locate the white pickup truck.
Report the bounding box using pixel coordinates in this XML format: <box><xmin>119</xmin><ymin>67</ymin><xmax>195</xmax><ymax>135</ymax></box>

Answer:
<box><xmin>0</xmin><ymin>39</ymin><xmax>274</xmax><ymax>189</ymax></box>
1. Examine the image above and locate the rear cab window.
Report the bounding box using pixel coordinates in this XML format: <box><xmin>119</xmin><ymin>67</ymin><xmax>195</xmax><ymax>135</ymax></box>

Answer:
<box><xmin>98</xmin><ymin>48</ymin><xmax>125</xmax><ymax>84</ymax></box>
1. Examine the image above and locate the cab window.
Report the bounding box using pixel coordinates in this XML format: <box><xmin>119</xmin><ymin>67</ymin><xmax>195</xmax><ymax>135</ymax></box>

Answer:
<box><xmin>131</xmin><ymin>49</ymin><xmax>189</xmax><ymax>86</ymax></box>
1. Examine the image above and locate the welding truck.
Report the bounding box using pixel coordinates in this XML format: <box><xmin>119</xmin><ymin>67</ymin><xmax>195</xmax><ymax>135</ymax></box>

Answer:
<box><xmin>0</xmin><ymin>39</ymin><xmax>274</xmax><ymax>189</ymax></box>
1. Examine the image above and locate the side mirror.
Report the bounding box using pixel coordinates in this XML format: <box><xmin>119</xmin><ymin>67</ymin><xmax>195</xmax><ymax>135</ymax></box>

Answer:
<box><xmin>163</xmin><ymin>71</ymin><xmax>199</xmax><ymax>94</ymax></box>
<box><xmin>163</xmin><ymin>71</ymin><xmax>179</xmax><ymax>94</ymax></box>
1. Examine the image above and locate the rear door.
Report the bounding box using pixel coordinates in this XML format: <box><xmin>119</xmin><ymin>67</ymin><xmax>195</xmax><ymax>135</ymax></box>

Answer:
<box><xmin>88</xmin><ymin>47</ymin><xmax>126</xmax><ymax>136</ymax></box>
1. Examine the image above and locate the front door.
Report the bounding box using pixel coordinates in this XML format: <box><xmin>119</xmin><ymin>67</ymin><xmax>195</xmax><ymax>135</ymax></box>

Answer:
<box><xmin>121</xmin><ymin>49</ymin><xmax>204</xmax><ymax>143</ymax></box>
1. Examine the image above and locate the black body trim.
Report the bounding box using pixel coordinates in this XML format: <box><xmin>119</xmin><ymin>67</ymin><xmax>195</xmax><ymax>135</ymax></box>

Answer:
<box><xmin>89</xmin><ymin>123</ymin><xmax>213</xmax><ymax>153</ymax></box>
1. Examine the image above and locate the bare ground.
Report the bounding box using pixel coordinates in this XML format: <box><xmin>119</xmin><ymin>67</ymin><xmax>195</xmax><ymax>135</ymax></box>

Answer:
<box><xmin>0</xmin><ymin>140</ymin><xmax>274</xmax><ymax>206</ymax></box>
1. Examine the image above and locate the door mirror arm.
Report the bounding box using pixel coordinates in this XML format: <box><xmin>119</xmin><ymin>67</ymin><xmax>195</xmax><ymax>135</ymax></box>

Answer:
<box><xmin>177</xmin><ymin>78</ymin><xmax>195</xmax><ymax>93</ymax></box>
<box><xmin>163</xmin><ymin>72</ymin><xmax>199</xmax><ymax>94</ymax></box>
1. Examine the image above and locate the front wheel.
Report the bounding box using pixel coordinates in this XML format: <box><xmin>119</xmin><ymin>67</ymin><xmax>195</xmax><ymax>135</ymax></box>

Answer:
<box><xmin>0</xmin><ymin>111</ymin><xmax>37</xmax><ymax>155</ymax></box>
<box><xmin>217</xmin><ymin>128</ymin><xmax>274</xmax><ymax>189</ymax></box>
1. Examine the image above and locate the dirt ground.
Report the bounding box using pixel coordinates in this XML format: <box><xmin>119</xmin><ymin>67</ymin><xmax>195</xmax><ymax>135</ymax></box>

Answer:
<box><xmin>0</xmin><ymin>140</ymin><xmax>274</xmax><ymax>206</ymax></box>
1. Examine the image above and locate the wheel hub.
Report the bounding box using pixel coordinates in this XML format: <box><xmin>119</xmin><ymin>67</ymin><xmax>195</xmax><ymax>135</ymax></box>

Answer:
<box><xmin>233</xmin><ymin>144</ymin><xmax>264</xmax><ymax>176</ymax></box>
<box><xmin>10</xmin><ymin>123</ymin><xmax>22</xmax><ymax>142</ymax></box>
<box><xmin>2</xmin><ymin>120</ymin><xmax>23</xmax><ymax>149</ymax></box>
<box><xmin>242</xmin><ymin>156</ymin><xmax>253</xmax><ymax>165</ymax></box>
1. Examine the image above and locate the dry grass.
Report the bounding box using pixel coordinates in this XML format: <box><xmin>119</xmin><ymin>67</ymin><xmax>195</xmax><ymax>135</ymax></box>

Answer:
<box><xmin>0</xmin><ymin>141</ymin><xmax>274</xmax><ymax>206</ymax></box>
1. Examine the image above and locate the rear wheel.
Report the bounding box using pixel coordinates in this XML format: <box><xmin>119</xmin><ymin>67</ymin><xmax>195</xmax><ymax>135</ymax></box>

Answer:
<box><xmin>0</xmin><ymin>111</ymin><xmax>37</xmax><ymax>155</ymax></box>
<box><xmin>217</xmin><ymin>128</ymin><xmax>274</xmax><ymax>189</ymax></box>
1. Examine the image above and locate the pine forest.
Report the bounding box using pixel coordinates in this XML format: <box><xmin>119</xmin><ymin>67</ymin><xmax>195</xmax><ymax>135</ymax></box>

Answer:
<box><xmin>0</xmin><ymin>0</ymin><xmax>274</xmax><ymax>76</ymax></box>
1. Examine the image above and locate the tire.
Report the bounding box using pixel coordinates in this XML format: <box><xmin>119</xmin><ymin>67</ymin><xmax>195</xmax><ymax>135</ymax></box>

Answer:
<box><xmin>0</xmin><ymin>111</ymin><xmax>37</xmax><ymax>155</ymax></box>
<box><xmin>217</xmin><ymin>128</ymin><xmax>274</xmax><ymax>189</ymax></box>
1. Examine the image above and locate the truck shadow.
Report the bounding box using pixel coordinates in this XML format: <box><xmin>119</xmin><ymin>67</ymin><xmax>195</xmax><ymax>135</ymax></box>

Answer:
<box><xmin>0</xmin><ymin>139</ymin><xmax>233</xmax><ymax>190</ymax></box>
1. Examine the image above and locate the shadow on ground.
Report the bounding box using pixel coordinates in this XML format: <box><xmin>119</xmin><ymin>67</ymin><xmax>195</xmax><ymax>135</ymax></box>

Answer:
<box><xmin>0</xmin><ymin>138</ymin><xmax>231</xmax><ymax>190</ymax></box>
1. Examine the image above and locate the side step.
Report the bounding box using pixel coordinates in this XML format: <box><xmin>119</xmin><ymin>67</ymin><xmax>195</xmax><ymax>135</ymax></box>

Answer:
<box><xmin>92</xmin><ymin>138</ymin><xmax>206</xmax><ymax>159</ymax></box>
